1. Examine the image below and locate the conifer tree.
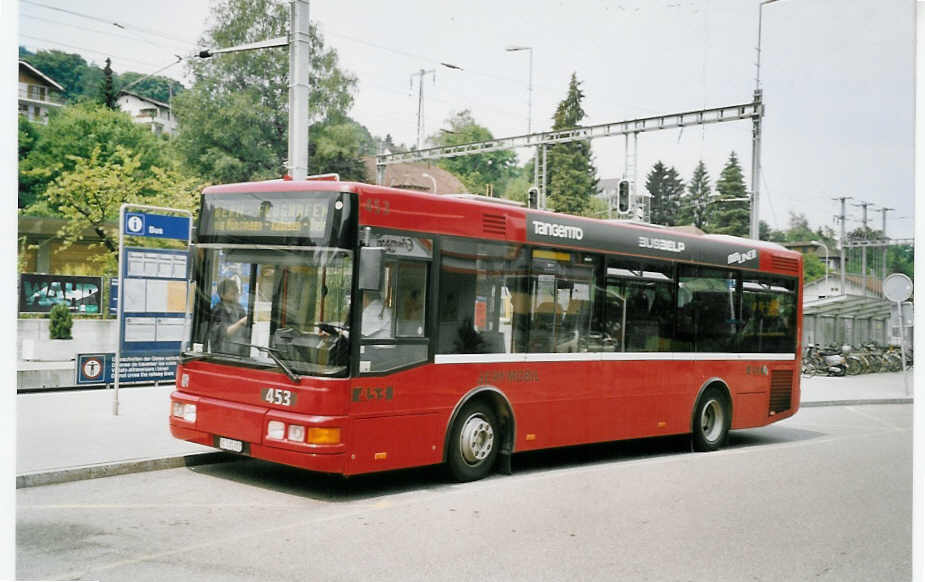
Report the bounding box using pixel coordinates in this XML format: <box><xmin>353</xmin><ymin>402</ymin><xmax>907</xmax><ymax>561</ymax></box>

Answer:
<box><xmin>710</xmin><ymin>151</ymin><xmax>750</xmax><ymax>236</ymax></box>
<box><xmin>645</xmin><ymin>161</ymin><xmax>684</xmax><ymax>225</ymax></box>
<box><xmin>545</xmin><ymin>73</ymin><xmax>598</xmax><ymax>215</ymax></box>
<box><xmin>678</xmin><ymin>160</ymin><xmax>711</xmax><ymax>230</ymax></box>
<box><xmin>100</xmin><ymin>57</ymin><xmax>117</xmax><ymax>110</ymax></box>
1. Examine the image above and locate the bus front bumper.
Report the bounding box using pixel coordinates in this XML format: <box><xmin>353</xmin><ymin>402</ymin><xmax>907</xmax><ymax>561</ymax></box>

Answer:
<box><xmin>169</xmin><ymin>391</ymin><xmax>347</xmax><ymax>475</ymax></box>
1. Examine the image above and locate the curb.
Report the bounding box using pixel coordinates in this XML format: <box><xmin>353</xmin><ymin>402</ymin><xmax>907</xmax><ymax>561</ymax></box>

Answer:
<box><xmin>16</xmin><ymin>451</ymin><xmax>240</xmax><ymax>489</ymax></box>
<box><xmin>801</xmin><ymin>398</ymin><xmax>913</xmax><ymax>408</ymax></box>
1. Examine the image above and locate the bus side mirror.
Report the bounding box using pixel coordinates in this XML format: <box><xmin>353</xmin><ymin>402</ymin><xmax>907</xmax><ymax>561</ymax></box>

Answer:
<box><xmin>358</xmin><ymin>247</ymin><xmax>385</xmax><ymax>290</ymax></box>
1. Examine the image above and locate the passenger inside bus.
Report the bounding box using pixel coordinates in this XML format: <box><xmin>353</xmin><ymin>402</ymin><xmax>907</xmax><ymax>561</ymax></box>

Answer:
<box><xmin>209</xmin><ymin>278</ymin><xmax>249</xmax><ymax>357</ymax></box>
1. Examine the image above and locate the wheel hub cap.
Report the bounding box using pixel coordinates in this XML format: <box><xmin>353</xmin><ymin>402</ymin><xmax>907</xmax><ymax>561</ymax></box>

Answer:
<box><xmin>459</xmin><ymin>414</ymin><xmax>494</xmax><ymax>465</ymax></box>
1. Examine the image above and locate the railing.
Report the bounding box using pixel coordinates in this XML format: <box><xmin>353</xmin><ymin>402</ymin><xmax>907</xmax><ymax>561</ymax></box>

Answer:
<box><xmin>18</xmin><ymin>84</ymin><xmax>64</xmax><ymax>105</ymax></box>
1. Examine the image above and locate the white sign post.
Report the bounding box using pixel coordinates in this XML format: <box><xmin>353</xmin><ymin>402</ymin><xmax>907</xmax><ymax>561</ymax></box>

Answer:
<box><xmin>883</xmin><ymin>273</ymin><xmax>913</xmax><ymax>397</ymax></box>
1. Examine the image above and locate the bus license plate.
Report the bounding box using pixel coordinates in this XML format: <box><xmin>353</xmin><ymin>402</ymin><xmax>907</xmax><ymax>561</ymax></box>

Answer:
<box><xmin>218</xmin><ymin>437</ymin><xmax>243</xmax><ymax>453</ymax></box>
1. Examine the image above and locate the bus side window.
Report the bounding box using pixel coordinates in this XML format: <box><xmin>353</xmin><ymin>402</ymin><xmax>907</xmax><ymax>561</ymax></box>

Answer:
<box><xmin>359</xmin><ymin>260</ymin><xmax>430</xmax><ymax>374</ymax></box>
<box><xmin>437</xmin><ymin>240</ymin><xmax>524</xmax><ymax>355</ymax></box>
<box><xmin>608</xmin><ymin>258</ymin><xmax>674</xmax><ymax>352</ymax></box>
<box><xmin>677</xmin><ymin>265</ymin><xmax>740</xmax><ymax>352</ymax></box>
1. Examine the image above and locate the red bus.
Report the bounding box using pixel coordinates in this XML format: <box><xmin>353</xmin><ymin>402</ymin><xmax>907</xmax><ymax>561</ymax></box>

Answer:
<box><xmin>171</xmin><ymin>178</ymin><xmax>802</xmax><ymax>481</ymax></box>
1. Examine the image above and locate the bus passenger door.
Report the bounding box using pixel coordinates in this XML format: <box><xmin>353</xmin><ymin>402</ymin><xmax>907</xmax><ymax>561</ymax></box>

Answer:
<box><xmin>357</xmin><ymin>234</ymin><xmax>432</xmax><ymax>375</ymax></box>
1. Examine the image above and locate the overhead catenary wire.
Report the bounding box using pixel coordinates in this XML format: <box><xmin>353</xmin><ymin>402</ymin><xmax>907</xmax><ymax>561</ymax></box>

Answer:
<box><xmin>21</xmin><ymin>0</ymin><xmax>199</xmax><ymax>48</ymax></box>
<box><xmin>19</xmin><ymin>34</ymin><xmax>174</xmax><ymax>72</ymax></box>
<box><xmin>20</xmin><ymin>12</ymin><xmax>187</xmax><ymax>53</ymax></box>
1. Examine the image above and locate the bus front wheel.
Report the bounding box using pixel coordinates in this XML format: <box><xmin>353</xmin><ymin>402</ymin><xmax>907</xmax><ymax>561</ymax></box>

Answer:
<box><xmin>447</xmin><ymin>401</ymin><xmax>499</xmax><ymax>482</ymax></box>
<box><xmin>692</xmin><ymin>388</ymin><xmax>730</xmax><ymax>452</ymax></box>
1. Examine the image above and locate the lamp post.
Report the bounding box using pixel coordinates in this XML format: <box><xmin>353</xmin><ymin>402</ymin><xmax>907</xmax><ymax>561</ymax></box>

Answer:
<box><xmin>811</xmin><ymin>239</ymin><xmax>830</xmax><ymax>293</ymax></box>
<box><xmin>755</xmin><ymin>0</ymin><xmax>780</xmax><ymax>92</ymax></box>
<box><xmin>505</xmin><ymin>45</ymin><xmax>533</xmax><ymax>134</ymax></box>
<box><xmin>421</xmin><ymin>172</ymin><xmax>437</xmax><ymax>193</ymax></box>
<box><xmin>750</xmin><ymin>0</ymin><xmax>781</xmax><ymax>240</ymax></box>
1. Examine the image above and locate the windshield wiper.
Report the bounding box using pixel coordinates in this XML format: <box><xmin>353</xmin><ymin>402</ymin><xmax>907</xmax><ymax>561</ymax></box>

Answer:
<box><xmin>231</xmin><ymin>342</ymin><xmax>302</xmax><ymax>384</ymax></box>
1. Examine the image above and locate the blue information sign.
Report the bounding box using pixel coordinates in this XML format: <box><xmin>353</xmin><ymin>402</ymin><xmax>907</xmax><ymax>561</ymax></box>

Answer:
<box><xmin>124</xmin><ymin>212</ymin><xmax>190</xmax><ymax>240</ymax></box>
<box><xmin>77</xmin><ymin>353</ymin><xmax>177</xmax><ymax>385</ymax></box>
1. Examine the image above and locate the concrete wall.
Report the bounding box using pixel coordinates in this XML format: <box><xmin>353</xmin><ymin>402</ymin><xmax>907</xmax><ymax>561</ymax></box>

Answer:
<box><xmin>19</xmin><ymin>318</ymin><xmax>118</xmax><ymax>361</ymax></box>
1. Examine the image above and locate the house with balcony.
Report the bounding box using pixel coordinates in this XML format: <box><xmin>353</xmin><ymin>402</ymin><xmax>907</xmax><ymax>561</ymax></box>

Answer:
<box><xmin>117</xmin><ymin>90</ymin><xmax>176</xmax><ymax>135</ymax></box>
<box><xmin>18</xmin><ymin>60</ymin><xmax>64</xmax><ymax>124</ymax></box>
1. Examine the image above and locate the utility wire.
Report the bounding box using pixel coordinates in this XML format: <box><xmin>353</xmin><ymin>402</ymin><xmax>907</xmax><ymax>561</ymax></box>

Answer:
<box><xmin>20</xmin><ymin>12</ymin><xmax>183</xmax><ymax>52</ymax></box>
<box><xmin>19</xmin><ymin>34</ymin><xmax>172</xmax><ymax>72</ymax></box>
<box><xmin>21</xmin><ymin>0</ymin><xmax>198</xmax><ymax>48</ymax></box>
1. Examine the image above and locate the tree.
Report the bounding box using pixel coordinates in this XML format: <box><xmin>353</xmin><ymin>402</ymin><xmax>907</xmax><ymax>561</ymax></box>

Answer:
<box><xmin>546</xmin><ymin>73</ymin><xmax>597</xmax><ymax>215</ymax></box>
<box><xmin>19</xmin><ymin>103</ymin><xmax>167</xmax><ymax>209</ymax></box>
<box><xmin>42</xmin><ymin>145</ymin><xmax>201</xmax><ymax>273</ymax></box>
<box><xmin>678</xmin><ymin>160</ymin><xmax>711</xmax><ymax>229</ymax></box>
<box><xmin>709</xmin><ymin>151</ymin><xmax>749</xmax><ymax>236</ymax></box>
<box><xmin>173</xmin><ymin>0</ymin><xmax>358</xmax><ymax>183</ymax></box>
<box><xmin>308</xmin><ymin>116</ymin><xmax>373</xmax><ymax>181</ymax></box>
<box><xmin>101</xmin><ymin>58</ymin><xmax>117</xmax><ymax>109</ymax></box>
<box><xmin>429</xmin><ymin>110</ymin><xmax>517</xmax><ymax>194</ymax></box>
<box><xmin>117</xmin><ymin>72</ymin><xmax>184</xmax><ymax>103</ymax></box>
<box><xmin>645</xmin><ymin>161</ymin><xmax>684</xmax><ymax>226</ymax></box>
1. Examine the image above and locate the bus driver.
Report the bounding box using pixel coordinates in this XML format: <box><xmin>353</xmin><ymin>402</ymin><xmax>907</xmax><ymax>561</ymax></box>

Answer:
<box><xmin>209</xmin><ymin>278</ymin><xmax>248</xmax><ymax>356</ymax></box>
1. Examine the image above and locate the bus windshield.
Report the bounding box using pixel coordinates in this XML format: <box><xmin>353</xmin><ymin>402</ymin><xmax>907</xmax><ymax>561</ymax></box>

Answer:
<box><xmin>187</xmin><ymin>245</ymin><xmax>353</xmax><ymax>377</ymax></box>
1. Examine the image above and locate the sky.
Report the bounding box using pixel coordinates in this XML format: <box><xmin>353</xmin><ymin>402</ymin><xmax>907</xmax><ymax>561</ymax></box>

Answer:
<box><xmin>13</xmin><ymin>0</ymin><xmax>917</xmax><ymax>238</ymax></box>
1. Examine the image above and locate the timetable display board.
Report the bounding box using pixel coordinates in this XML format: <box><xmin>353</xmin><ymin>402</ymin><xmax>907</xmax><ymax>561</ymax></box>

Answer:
<box><xmin>119</xmin><ymin>247</ymin><xmax>189</xmax><ymax>356</ymax></box>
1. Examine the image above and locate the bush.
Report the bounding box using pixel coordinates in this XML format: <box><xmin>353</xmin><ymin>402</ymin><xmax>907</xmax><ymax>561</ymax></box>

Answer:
<box><xmin>49</xmin><ymin>302</ymin><xmax>73</xmax><ymax>339</ymax></box>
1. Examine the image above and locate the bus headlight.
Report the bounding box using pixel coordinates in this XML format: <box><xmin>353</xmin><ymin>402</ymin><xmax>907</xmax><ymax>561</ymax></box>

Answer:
<box><xmin>172</xmin><ymin>401</ymin><xmax>195</xmax><ymax>422</ymax></box>
<box><xmin>182</xmin><ymin>404</ymin><xmax>197</xmax><ymax>423</ymax></box>
<box><xmin>267</xmin><ymin>420</ymin><xmax>285</xmax><ymax>440</ymax></box>
<box><xmin>287</xmin><ymin>424</ymin><xmax>306</xmax><ymax>442</ymax></box>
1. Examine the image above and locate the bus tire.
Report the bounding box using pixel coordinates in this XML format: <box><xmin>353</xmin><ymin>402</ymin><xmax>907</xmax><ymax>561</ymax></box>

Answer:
<box><xmin>447</xmin><ymin>400</ymin><xmax>499</xmax><ymax>482</ymax></box>
<box><xmin>692</xmin><ymin>387</ymin><xmax>730</xmax><ymax>452</ymax></box>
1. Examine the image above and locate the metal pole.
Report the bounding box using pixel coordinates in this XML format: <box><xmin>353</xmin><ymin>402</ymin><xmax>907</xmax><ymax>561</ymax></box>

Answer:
<box><xmin>838</xmin><ymin>197</ymin><xmax>849</xmax><ymax>295</ymax></box>
<box><xmin>417</xmin><ymin>69</ymin><xmax>424</xmax><ymax>150</ymax></box>
<box><xmin>113</xmin><ymin>205</ymin><xmax>126</xmax><ymax>416</ymax></box>
<box><xmin>527</xmin><ymin>48</ymin><xmax>533</xmax><ymax>135</ymax></box>
<box><xmin>749</xmin><ymin>89</ymin><xmax>762</xmax><ymax>239</ymax></box>
<box><xmin>881</xmin><ymin>207</ymin><xmax>893</xmax><ymax>285</ymax></box>
<box><xmin>540</xmin><ymin>144</ymin><xmax>549</xmax><ymax>210</ymax></box>
<box><xmin>897</xmin><ymin>300</ymin><xmax>910</xmax><ymax>396</ymax></box>
<box><xmin>288</xmin><ymin>0</ymin><xmax>310</xmax><ymax>180</ymax></box>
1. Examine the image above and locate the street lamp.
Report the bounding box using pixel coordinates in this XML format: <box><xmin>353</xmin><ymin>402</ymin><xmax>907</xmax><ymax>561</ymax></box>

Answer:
<box><xmin>421</xmin><ymin>172</ymin><xmax>437</xmax><ymax>193</ymax></box>
<box><xmin>755</xmin><ymin>0</ymin><xmax>781</xmax><ymax>91</ymax></box>
<box><xmin>750</xmin><ymin>0</ymin><xmax>781</xmax><ymax>240</ymax></box>
<box><xmin>505</xmin><ymin>45</ymin><xmax>533</xmax><ymax>134</ymax></box>
<box><xmin>810</xmin><ymin>239</ymin><xmax>830</xmax><ymax>292</ymax></box>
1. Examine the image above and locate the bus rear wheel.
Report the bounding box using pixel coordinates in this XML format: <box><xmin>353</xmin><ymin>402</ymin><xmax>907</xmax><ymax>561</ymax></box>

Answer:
<box><xmin>447</xmin><ymin>401</ymin><xmax>499</xmax><ymax>482</ymax></box>
<box><xmin>692</xmin><ymin>388</ymin><xmax>730</xmax><ymax>452</ymax></box>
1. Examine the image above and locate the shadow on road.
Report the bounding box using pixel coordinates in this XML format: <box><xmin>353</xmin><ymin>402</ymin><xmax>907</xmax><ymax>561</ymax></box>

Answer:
<box><xmin>188</xmin><ymin>423</ymin><xmax>825</xmax><ymax>501</ymax></box>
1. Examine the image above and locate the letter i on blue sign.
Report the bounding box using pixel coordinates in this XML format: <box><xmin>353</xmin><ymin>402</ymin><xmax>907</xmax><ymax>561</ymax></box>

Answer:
<box><xmin>126</xmin><ymin>213</ymin><xmax>144</xmax><ymax>234</ymax></box>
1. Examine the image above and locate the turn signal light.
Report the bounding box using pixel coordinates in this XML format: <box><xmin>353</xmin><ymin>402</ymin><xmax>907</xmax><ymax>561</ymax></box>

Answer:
<box><xmin>307</xmin><ymin>427</ymin><xmax>341</xmax><ymax>445</ymax></box>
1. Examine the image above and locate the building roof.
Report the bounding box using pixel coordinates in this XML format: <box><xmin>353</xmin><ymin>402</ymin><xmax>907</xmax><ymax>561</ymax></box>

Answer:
<box><xmin>362</xmin><ymin>158</ymin><xmax>466</xmax><ymax>194</ymax></box>
<box><xmin>118</xmin><ymin>90</ymin><xmax>171</xmax><ymax>109</ymax></box>
<box><xmin>18</xmin><ymin>60</ymin><xmax>64</xmax><ymax>92</ymax></box>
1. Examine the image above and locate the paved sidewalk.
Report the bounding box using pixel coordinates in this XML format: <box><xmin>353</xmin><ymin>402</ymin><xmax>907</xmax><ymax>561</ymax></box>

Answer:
<box><xmin>15</xmin><ymin>371</ymin><xmax>915</xmax><ymax>487</ymax></box>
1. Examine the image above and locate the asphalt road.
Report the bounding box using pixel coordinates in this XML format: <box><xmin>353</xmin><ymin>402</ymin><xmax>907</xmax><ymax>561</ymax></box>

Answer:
<box><xmin>17</xmin><ymin>404</ymin><xmax>912</xmax><ymax>582</ymax></box>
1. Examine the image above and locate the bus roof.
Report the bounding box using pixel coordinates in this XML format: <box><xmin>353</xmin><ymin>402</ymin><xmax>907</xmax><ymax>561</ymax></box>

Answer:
<box><xmin>202</xmin><ymin>179</ymin><xmax>802</xmax><ymax>276</ymax></box>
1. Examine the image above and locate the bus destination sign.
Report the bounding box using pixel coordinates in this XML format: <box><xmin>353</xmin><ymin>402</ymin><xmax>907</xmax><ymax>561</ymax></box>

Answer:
<box><xmin>201</xmin><ymin>192</ymin><xmax>331</xmax><ymax>239</ymax></box>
